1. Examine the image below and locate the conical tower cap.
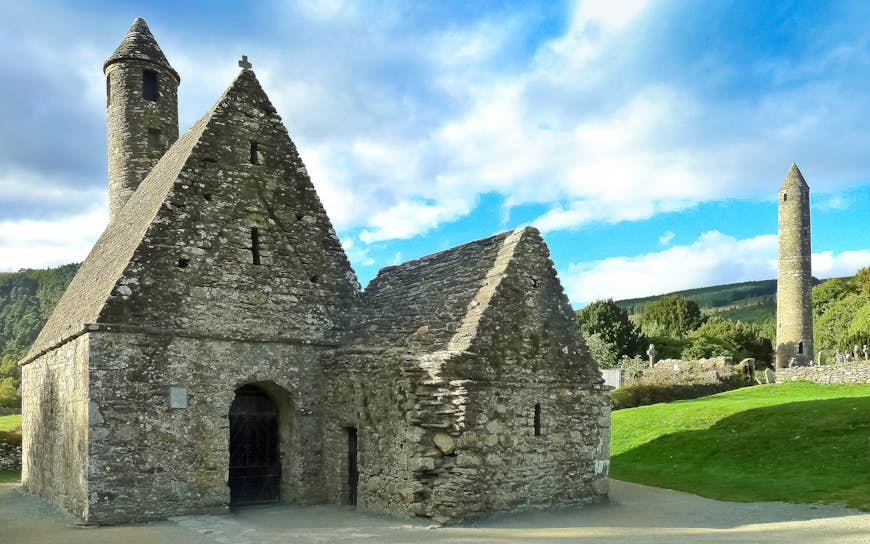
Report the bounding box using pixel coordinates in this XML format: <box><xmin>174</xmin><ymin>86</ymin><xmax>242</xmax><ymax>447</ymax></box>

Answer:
<box><xmin>103</xmin><ymin>17</ymin><xmax>179</xmax><ymax>81</ymax></box>
<box><xmin>781</xmin><ymin>163</ymin><xmax>808</xmax><ymax>189</ymax></box>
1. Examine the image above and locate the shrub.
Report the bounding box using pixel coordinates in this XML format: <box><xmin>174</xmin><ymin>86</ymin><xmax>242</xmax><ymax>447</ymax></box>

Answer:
<box><xmin>611</xmin><ymin>375</ymin><xmax>750</xmax><ymax>410</ymax></box>
<box><xmin>646</xmin><ymin>335</ymin><xmax>689</xmax><ymax>359</ymax></box>
<box><xmin>681</xmin><ymin>316</ymin><xmax>771</xmax><ymax>362</ymax></box>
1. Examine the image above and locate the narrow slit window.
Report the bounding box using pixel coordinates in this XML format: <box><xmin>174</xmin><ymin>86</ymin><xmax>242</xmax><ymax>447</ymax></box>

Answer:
<box><xmin>250</xmin><ymin>141</ymin><xmax>260</xmax><ymax>165</ymax></box>
<box><xmin>106</xmin><ymin>75</ymin><xmax>111</xmax><ymax>107</ymax></box>
<box><xmin>782</xmin><ymin>193</ymin><xmax>788</xmax><ymax>202</ymax></box>
<box><xmin>250</xmin><ymin>227</ymin><xmax>261</xmax><ymax>265</ymax></box>
<box><xmin>797</xmin><ymin>341</ymin><xmax>803</xmax><ymax>354</ymax></box>
<box><xmin>142</xmin><ymin>69</ymin><xmax>159</xmax><ymax>101</ymax></box>
<box><xmin>147</xmin><ymin>128</ymin><xmax>161</xmax><ymax>150</ymax></box>
<box><xmin>534</xmin><ymin>402</ymin><xmax>541</xmax><ymax>436</ymax></box>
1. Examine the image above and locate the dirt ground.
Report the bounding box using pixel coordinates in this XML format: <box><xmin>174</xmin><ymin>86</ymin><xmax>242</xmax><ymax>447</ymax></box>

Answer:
<box><xmin>2</xmin><ymin>479</ymin><xmax>868</xmax><ymax>543</ymax></box>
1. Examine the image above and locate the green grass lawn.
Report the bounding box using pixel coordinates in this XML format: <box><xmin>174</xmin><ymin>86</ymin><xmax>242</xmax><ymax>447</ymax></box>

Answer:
<box><xmin>0</xmin><ymin>414</ymin><xmax>21</xmax><ymax>432</ymax></box>
<box><xmin>611</xmin><ymin>381</ymin><xmax>870</xmax><ymax>510</ymax></box>
<box><xmin>0</xmin><ymin>414</ymin><xmax>21</xmax><ymax>484</ymax></box>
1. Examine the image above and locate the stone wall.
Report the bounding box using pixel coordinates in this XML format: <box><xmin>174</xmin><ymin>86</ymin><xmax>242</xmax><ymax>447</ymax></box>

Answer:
<box><xmin>85</xmin><ymin>331</ymin><xmax>329</xmax><ymax>523</ymax></box>
<box><xmin>450</xmin><ymin>230</ymin><xmax>608</xmax><ymax>520</ymax></box>
<box><xmin>0</xmin><ymin>440</ymin><xmax>20</xmax><ymax>471</ymax></box>
<box><xmin>321</xmin><ymin>348</ymin><xmax>426</xmax><ymax>516</ymax></box>
<box><xmin>776</xmin><ymin>362</ymin><xmax>870</xmax><ymax>384</ymax></box>
<box><xmin>20</xmin><ymin>335</ymin><xmax>90</xmax><ymax>519</ymax></box>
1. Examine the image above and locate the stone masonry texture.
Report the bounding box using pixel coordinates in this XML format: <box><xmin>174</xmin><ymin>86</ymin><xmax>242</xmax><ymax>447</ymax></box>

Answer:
<box><xmin>776</xmin><ymin>362</ymin><xmax>870</xmax><ymax>384</ymax></box>
<box><xmin>20</xmin><ymin>18</ymin><xmax>609</xmax><ymax>525</ymax></box>
<box><xmin>776</xmin><ymin>164</ymin><xmax>813</xmax><ymax>368</ymax></box>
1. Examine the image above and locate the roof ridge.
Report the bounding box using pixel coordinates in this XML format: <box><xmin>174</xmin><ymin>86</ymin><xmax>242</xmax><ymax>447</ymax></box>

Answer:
<box><xmin>446</xmin><ymin>226</ymin><xmax>528</xmax><ymax>352</ymax></box>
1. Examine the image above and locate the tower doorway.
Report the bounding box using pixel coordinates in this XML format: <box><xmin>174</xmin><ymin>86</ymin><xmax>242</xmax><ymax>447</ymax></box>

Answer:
<box><xmin>229</xmin><ymin>384</ymin><xmax>281</xmax><ymax>505</ymax></box>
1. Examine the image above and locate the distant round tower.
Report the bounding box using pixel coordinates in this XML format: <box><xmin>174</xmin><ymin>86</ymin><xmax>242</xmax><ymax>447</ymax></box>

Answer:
<box><xmin>776</xmin><ymin>163</ymin><xmax>813</xmax><ymax>368</ymax></box>
<box><xmin>103</xmin><ymin>17</ymin><xmax>179</xmax><ymax>221</ymax></box>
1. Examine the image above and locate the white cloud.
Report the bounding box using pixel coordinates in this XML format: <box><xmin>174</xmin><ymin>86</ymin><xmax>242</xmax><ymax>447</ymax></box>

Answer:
<box><xmin>659</xmin><ymin>230</ymin><xmax>675</xmax><ymax>245</ymax></box>
<box><xmin>812</xmin><ymin>250</ymin><xmax>870</xmax><ymax>278</ymax></box>
<box><xmin>0</xmin><ymin>208</ymin><xmax>107</xmax><ymax>271</ymax></box>
<box><xmin>814</xmin><ymin>194</ymin><xmax>850</xmax><ymax>211</ymax></box>
<box><xmin>359</xmin><ymin>198</ymin><xmax>474</xmax><ymax>244</ymax></box>
<box><xmin>563</xmin><ymin>230</ymin><xmax>869</xmax><ymax>304</ymax></box>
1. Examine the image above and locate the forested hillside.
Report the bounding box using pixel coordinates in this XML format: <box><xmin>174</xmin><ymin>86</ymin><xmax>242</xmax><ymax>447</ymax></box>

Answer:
<box><xmin>616</xmin><ymin>279</ymin><xmax>780</xmax><ymax>316</ymax></box>
<box><xmin>0</xmin><ymin>264</ymin><xmax>79</xmax><ymax>410</ymax></box>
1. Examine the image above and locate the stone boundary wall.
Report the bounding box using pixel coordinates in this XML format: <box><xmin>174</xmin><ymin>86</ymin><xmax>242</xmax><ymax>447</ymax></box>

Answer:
<box><xmin>0</xmin><ymin>440</ymin><xmax>21</xmax><ymax>471</ymax></box>
<box><xmin>776</xmin><ymin>362</ymin><xmax>870</xmax><ymax>384</ymax></box>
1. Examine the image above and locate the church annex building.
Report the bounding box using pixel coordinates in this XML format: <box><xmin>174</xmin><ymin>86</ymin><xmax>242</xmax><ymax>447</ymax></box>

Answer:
<box><xmin>19</xmin><ymin>19</ymin><xmax>610</xmax><ymax>525</ymax></box>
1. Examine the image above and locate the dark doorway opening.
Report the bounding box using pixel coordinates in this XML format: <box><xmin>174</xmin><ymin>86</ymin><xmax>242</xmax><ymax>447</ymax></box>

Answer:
<box><xmin>346</xmin><ymin>427</ymin><xmax>358</xmax><ymax>506</ymax></box>
<box><xmin>229</xmin><ymin>384</ymin><xmax>281</xmax><ymax>505</ymax></box>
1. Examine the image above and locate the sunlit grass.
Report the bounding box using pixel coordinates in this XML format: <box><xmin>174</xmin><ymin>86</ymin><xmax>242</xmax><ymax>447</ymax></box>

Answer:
<box><xmin>611</xmin><ymin>382</ymin><xmax>870</xmax><ymax>510</ymax></box>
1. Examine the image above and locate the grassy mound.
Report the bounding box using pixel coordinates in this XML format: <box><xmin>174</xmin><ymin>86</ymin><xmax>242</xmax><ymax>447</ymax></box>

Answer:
<box><xmin>611</xmin><ymin>382</ymin><xmax>870</xmax><ymax>510</ymax></box>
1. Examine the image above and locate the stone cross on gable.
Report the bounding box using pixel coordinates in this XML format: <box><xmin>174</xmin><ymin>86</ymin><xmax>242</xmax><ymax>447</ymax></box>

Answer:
<box><xmin>239</xmin><ymin>55</ymin><xmax>252</xmax><ymax>70</ymax></box>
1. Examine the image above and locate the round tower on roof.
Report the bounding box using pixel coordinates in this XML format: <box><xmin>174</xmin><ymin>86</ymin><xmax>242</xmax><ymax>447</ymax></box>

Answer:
<box><xmin>776</xmin><ymin>163</ymin><xmax>814</xmax><ymax>368</ymax></box>
<box><xmin>104</xmin><ymin>17</ymin><xmax>180</xmax><ymax>221</ymax></box>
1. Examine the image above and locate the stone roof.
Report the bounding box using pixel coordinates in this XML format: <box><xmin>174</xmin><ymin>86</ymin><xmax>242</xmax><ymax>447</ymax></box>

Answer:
<box><xmin>23</xmin><ymin>72</ymin><xmax>254</xmax><ymax>363</ymax></box>
<box><xmin>349</xmin><ymin>228</ymin><xmax>528</xmax><ymax>352</ymax></box>
<box><xmin>103</xmin><ymin>17</ymin><xmax>179</xmax><ymax>80</ymax></box>
<box><xmin>781</xmin><ymin>163</ymin><xmax>808</xmax><ymax>189</ymax></box>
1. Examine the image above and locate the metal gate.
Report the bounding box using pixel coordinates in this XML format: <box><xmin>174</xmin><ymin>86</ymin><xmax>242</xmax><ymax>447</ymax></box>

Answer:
<box><xmin>228</xmin><ymin>384</ymin><xmax>280</xmax><ymax>505</ymax></box>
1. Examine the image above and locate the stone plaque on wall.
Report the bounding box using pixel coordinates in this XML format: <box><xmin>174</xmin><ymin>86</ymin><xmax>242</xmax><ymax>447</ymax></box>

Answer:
<box><xmin>169</xmin><ymin>387</ymin><xmax>188</xmax><ymax>409</ymax></box>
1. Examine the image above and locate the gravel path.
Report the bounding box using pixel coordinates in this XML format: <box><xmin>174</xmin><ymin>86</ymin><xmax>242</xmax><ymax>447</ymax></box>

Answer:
<box><xmin>2</xmin><ymin>480</ymin><xmax>868</xmax><ymax>543</ymax></box>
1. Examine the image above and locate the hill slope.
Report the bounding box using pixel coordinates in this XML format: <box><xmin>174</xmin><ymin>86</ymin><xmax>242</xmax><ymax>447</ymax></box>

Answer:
<box><xmin>0</xmin><ymin>264</ymin><xmax>79</xmax><ymax>359</ymax></box>
<box><xmin>614</xmin><ymin>277</ymin><xmax>839</xmax><ymax>325</ymax></box>
<box><xmin>0</xmin><ymin>264</ymin><xmax>79</xmax><ymax>409</ymax></box>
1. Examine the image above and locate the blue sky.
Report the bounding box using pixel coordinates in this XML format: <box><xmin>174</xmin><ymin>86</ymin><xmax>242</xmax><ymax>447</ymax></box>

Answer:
<box><xmin>1</xmin><ymin>0</ymin><xmax>868</xmax><ymax>305</ymax></box>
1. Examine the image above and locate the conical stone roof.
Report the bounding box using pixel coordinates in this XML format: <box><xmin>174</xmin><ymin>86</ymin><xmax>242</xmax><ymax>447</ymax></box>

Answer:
<box><xmin>103</xmin><ymin>17</ymin><xmax>179</xmax><ymax>80</ymax></box>
<box><xmin>781</xmin><ymin>163</ymin><xmax>808</xmax><ymax>189</ymax></box>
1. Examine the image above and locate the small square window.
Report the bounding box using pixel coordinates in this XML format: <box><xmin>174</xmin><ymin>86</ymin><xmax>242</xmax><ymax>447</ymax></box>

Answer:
<box><xmin>147</xmin><ymin>128</ymin><xmax>161</xmax><ymax>150</ymax></box>
<box><xmin>250</xmin><ymin>141</ymin><xmax>262</xmax><ymax>165</ymax></box>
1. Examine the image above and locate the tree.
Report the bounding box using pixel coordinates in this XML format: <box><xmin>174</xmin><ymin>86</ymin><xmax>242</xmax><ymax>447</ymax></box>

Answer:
<box><xmin>815</xmin><ymin>293</ymin><xmax>870</xmax><ymax>353</ymax></box>
<box><xmin>854</xmin><ymin>266</ymin><xmax>870</xmax><ymax>295</ymax></box>
<box><xmin>637</xmin><ymin>295</ymin><xmax>703</xmax><ymax>339</ymax></box>
<box><xmin>576</xmin><ymin>299</ymin><xmax>646</xmax><ymax>364</ymax></box>
<box><xmin>681</xmin><ymin>316</ymin><xmax>772</xmax><ymax>362</ymax></box>
<box><xmin>584</xmin><ymin>333</ymin><xmax>620</xmax><ymax>368</ymax></box>
<box><xmin>812</xmin><ymin>277</ymin><xmax>856</xmax><ymax>318</ymax></box>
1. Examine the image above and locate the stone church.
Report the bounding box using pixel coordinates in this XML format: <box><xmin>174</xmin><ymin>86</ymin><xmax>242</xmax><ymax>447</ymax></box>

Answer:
<box><xmin>19</xmin><ymin>18</ymin><xmax>610</xmax><ymax>525</ymax></box>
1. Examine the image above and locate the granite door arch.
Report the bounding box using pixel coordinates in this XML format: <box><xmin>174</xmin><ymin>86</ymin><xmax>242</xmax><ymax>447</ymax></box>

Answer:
<box><xmin>228</xmin><ymin>383</ymin><xmax>283</xmax><ymax>505</ymax></box>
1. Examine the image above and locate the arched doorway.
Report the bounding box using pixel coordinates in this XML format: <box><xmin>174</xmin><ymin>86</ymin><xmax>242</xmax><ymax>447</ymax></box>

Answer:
<box><xmin>228</xmin><ymin>384</ymin><xmax>281</xmax><ymax>505</ymax></box>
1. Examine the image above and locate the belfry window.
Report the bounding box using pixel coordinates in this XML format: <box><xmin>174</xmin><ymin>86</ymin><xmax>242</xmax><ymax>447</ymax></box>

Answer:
<box><xmin>534</xmin><ymin>402</ymin><xmax>542</xmax><ymax>436</ymax></box>
<box><xmin>250</xmin><ymin>141</ymin><xmax>261</xmax><ymax>165</ymax></box>
<box><xmin>143</xmin><ymin>69</ymin><xmax>159</xmax><ymax>101</ymax></box>
<box><xmin>251</xmin><ymin>227</ymin><xmax>261</xmax><ymax>265</ymax></box>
